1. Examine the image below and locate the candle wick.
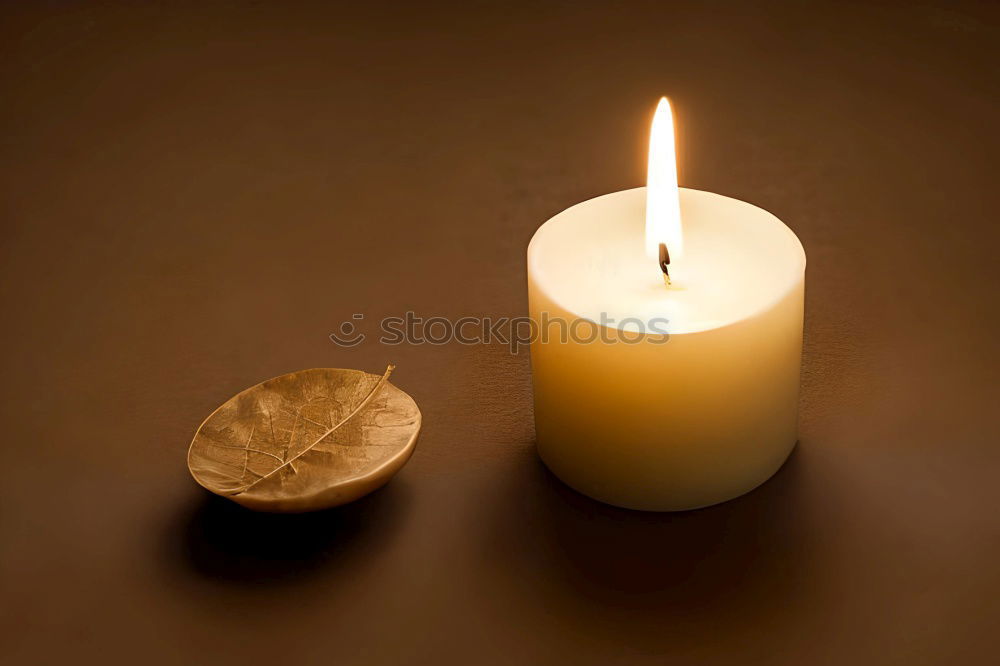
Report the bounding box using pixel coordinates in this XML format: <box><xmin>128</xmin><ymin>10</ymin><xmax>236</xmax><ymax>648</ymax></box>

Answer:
<box><xmin>658</xmin><ymin>242</ymin><xmax>671</xmax><ymax>286</ymax></box>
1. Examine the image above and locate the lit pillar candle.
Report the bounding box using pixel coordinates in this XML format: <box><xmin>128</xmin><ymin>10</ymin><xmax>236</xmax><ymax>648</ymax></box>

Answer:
<box><xmin>527</xmin><ymin>98</ymin><xmax>806</xmax><ymax>511</ymax></box>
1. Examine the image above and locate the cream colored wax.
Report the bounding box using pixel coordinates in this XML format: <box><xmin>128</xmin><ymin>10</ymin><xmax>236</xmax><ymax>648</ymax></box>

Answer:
<box><xmin>527</xmin><ymin>187</ymin><xmax>805</xmax><ymax>511</ymax></box>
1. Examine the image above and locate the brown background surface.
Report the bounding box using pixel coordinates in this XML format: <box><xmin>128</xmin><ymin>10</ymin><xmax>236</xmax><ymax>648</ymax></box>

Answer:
<box><xmin>1</xmin><ymin>1</ymin><xmax>998</xmax><ymax>664</ymax></box>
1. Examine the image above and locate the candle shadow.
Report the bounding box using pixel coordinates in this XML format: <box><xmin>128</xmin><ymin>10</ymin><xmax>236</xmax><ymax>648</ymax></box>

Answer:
<box><xmin>163</xmin><ymin>479</ymin><xmax>411</xmax><ymax>588</ymax></box>
<box><xmin>478</xmin><ymin>444</ymin><xmax>817</xmax><ymax>648</ymax></box>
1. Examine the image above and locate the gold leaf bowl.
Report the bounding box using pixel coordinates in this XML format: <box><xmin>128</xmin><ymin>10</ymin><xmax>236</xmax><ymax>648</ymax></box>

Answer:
<box><xmin>187</xmin><ymin>365</ymin><xmax>420</xmax><ymax>512</ymax></box>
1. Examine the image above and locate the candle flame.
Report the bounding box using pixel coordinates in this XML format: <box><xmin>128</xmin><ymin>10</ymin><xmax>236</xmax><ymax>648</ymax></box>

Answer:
<box><xmin>645</xmin><ymin>97</ymin><xmax>683</xmax><ymax>262</ymax></box>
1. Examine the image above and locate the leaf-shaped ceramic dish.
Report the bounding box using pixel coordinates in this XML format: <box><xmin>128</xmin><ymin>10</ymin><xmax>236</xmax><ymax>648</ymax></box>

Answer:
<box><xmin>188</xmin><ymin>365</ymin><xmax>420</xmax><ymax>512</ymax></box>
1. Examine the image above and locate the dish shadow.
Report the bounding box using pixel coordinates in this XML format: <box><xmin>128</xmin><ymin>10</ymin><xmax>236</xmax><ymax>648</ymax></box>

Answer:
<box><xmin>165</xmin><ymin>479</ymin><xmax>411</xmax><ymax>588</ymax></box>
<box><xmin>478</xmin><ymin>444</ymin><xmax>820</xmax><ymax>646</ymax></box>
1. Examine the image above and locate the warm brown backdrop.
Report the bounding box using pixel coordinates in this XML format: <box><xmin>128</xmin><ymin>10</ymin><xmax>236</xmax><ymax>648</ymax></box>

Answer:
<box><xmin>2</xmin><ymin>2</ymin><xmax>998</xmax><ymax>664</ymax></box>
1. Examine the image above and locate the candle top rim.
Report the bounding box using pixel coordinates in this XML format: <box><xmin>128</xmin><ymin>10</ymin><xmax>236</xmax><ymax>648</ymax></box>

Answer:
<box><xmin>528</xmin><ymin>187</ymin><xmax>806</xmax><ymax>335</ymax></box>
